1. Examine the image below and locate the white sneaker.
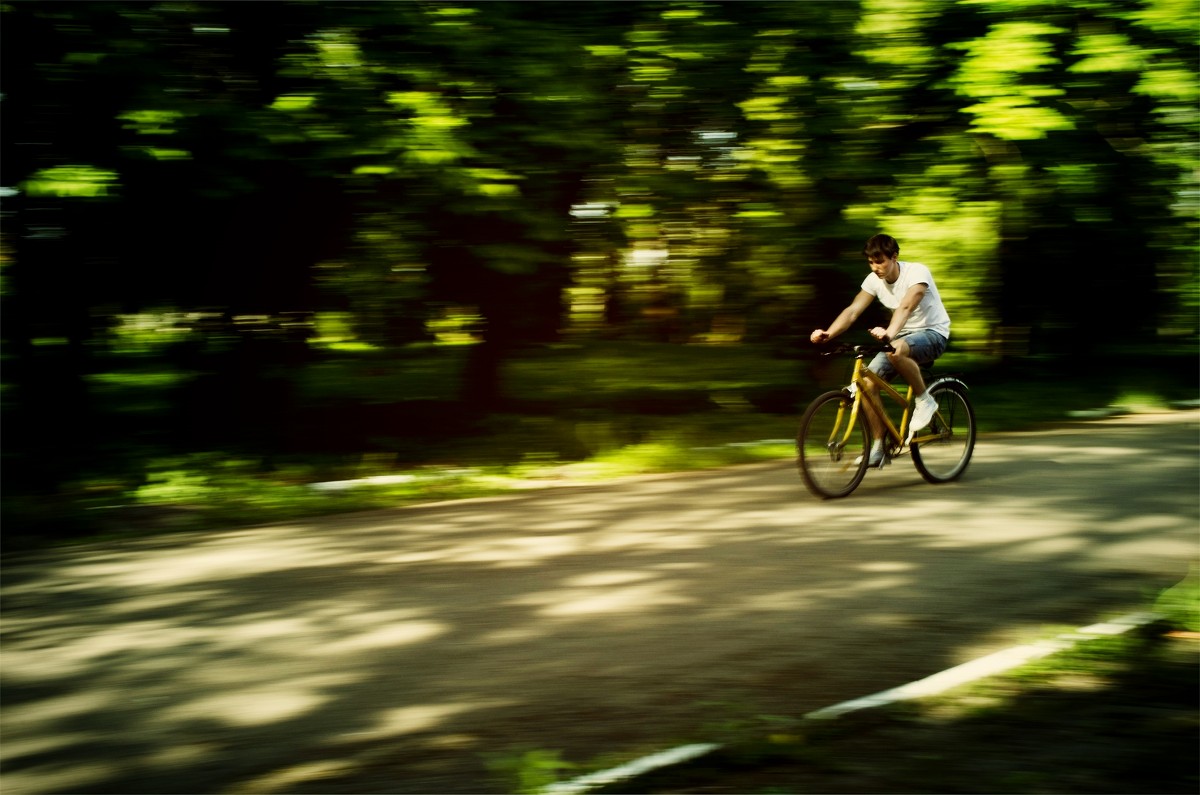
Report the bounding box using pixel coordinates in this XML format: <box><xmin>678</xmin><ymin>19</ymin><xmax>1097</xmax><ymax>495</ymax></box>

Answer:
<box><xmin>855</xmin><ymin>445</ymin><xmax>884</xmax><ymax>467</ymax></box>
<box><xmin>910</xmin><ymin>393</ymin><xmax>938</xmax><ymax>434</ymax></box>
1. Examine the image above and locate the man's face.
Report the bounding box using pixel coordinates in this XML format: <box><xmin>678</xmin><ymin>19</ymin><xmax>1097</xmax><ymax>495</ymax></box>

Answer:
<box><xmin>868</xmin><ymin>255</ymin><xmax>897</xmax><ymax>280</ymax></box>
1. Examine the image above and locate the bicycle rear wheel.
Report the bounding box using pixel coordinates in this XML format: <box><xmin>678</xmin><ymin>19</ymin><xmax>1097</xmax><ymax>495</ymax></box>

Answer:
<box><xmin>911</xmin><ymin>379</ymin><xmax>976</xmax><ymax>483</ymax></box>
<box><xmin>797</xmin><ymin>390</ymin><xmax>870</xmax><ymax>499</ymax></box>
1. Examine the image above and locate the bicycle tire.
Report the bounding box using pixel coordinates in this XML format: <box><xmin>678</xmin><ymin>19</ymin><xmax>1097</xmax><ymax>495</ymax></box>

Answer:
<box><xmin>911</xmin><ymin>379</ymin><xmax>976</xmax><ymax>484</ymax></box>
<box><xmin>797</xmin><ymin>390</ymin><xmax>870</xmax><ymax>499</ymax></box>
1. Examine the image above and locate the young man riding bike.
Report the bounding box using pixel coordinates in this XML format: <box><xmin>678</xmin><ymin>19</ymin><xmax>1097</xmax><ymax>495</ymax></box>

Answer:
<box><xmin>809</xmin><ymin>234</ymin><xmax>951</xmax><ymax>466</ymax></box>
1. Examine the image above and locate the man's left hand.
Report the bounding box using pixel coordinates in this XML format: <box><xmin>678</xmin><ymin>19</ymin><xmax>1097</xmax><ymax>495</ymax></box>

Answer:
<box><xmin>869</xmin><ymin>327</ymin><xmax>890</xmax><ymax>341</ymax></box>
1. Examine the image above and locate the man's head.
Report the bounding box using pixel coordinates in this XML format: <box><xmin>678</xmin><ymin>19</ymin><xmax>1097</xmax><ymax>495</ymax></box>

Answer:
<box><xmin>863</xmin><ymin>234</ymin><xmax>900</xmax><ymax>281</ymax></box>
<box><xmin>863</xmin><ymin>234</ymin><xmax>899</xmax><ymax>263</ymax></box>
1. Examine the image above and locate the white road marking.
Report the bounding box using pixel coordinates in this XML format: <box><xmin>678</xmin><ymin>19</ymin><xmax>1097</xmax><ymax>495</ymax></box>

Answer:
<box><xmin>541</xmin><ymin>611</ymin><xmax>1161</xmax><ymax>795</ymax></box>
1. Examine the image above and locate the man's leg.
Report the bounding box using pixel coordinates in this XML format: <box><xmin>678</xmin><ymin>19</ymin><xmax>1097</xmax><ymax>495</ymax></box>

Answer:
<box><xmin>886</xmin><ymin>339</ymin><xmax>927</xmax><ymax>397</ymax></box>
<box><xmin>859</xmin><ymin>353</ymin><xmax>895</xmax><ymax>466</ymax></box>
<box><xmin>861</xmin><ymin>378</ymin><xmax>885</xmax><ymax>439</ymax></box>
<box><xmin>888</xmin><ymin>336</ymin><xmax>940</xmax><ymax>437</ymax></box>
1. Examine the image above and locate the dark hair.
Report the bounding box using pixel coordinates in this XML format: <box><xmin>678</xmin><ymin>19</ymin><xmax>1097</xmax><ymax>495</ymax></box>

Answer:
<box><xmin>863</xmin><ymin>234</ymin><xmax>899</xmax><ymax>261</ymax></box>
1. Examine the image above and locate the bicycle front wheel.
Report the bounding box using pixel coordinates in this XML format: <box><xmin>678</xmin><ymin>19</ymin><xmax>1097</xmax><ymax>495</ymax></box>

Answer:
<box><xmin>797</xmin><ymin>390</ymin><xmax>870</xmax><ymax>499</ymax></box>
<box><xmin>911</xmin><ymin>380</ymin><xmax>976</xmax><ymax>484</ymax></box>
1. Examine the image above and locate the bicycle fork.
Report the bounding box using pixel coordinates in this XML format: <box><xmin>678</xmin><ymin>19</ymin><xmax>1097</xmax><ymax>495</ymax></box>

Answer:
<box><xmin>825</xmin><ymin>396</ymin><xmax>856</xmax><ymax>462</ymax></box>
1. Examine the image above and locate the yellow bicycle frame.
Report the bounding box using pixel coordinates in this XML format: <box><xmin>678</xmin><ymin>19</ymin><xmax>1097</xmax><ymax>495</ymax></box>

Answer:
<box><xmin>833</xmin><ymin>354</ymin><xmax>941</xmax><ymax>451</ymax></box>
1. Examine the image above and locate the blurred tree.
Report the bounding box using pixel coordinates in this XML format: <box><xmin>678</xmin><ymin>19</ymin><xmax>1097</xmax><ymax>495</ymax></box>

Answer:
<box><xmin>1</xmin><ymin>0</ymin><xmax>1195</xmax><ymax>509</ymax></box>
<box><xmin>845</xmin><ymin>0</ymin><xmax>1198</xmax><ymax>352</ymax></box>
<box><xmin>1</xmin><ymin>1</ymin><xmax>346</xmax><ymax>490</ymax></box>
<box><xmin>273</xmin><ymin>2</ymin><xmax>635</xmax><ymax>403</ymax></box>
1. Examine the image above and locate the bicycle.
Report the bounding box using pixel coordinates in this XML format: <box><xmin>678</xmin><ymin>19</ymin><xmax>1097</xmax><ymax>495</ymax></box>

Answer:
<box><xmin>796</xmin><ymin>341</ymin><xmax>977</xmax><ymax>499</ymax></box>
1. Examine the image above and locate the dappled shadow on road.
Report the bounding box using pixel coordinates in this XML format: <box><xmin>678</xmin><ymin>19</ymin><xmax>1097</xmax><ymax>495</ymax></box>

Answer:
<box><xmin>2</xmin><ymin>414</ymin><xmax>1196</xmax><ymax>794</ymax></box>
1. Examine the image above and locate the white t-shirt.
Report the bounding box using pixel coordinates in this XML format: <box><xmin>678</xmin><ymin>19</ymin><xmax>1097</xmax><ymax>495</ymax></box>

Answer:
<box><xmin>860</xmin><ymin>261</ymin><xmax>951</xmax><ymax>338</ymax></box>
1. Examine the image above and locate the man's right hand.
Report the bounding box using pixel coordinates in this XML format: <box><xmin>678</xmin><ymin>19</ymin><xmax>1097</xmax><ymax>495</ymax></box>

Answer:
<box><xmin>810</xmin><ymin>329</ymin><xmax>830</xmax><ymax>344</ymax></box>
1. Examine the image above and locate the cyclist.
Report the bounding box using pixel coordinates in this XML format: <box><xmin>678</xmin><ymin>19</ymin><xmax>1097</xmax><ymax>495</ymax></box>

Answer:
<box><xmin>809</xmin><ymin>234</ymin><xmax>951</xmax><ymax>466</ymax></box>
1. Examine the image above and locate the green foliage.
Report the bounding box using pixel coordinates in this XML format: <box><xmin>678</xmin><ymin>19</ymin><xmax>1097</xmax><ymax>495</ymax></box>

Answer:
<box><xmin>1</xmin><ymin>332</ymin><xmax>1194</xmax><ymax>548</ymax></box>
<box><xmin>581</xmin><ymin>437</ymin><xmax>785</xmax><ymax>479</ymax></box>
<box><xmin>2</xmin><ymin>0</ymin><xmax>1197</xmax><ymax>522</ymax></box>
<box><xmin>485</xmin><ymin>748</ymin><xmax>576</xmax><ymax>795</ymax></box>
<box><xmin>22</xmin><ymin>165</ymin><xmax>120</xmax><ymax>197</ymax></box>
<box><xmin>947</xmin><ymin>22</ymin><xmax>1075</xmax><ymax>140</ymax></box>
<box><xmin>1155</xmin><ymin>566</ymin><xmax>1200</xmax><ymax>632</ymax></box>
<box><xmin>114</xmin><ymin>453</ymin><xmax>516</xmax><ymax>535</ymax></box>
<box><xmin>604</xmin><ymin>616</ymin><xmax>1197</xmax><ymax>794</ymax></box>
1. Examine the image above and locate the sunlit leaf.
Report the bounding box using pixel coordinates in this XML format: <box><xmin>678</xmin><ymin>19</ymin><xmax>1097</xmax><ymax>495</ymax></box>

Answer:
<box><xmin>585</xmin><ymin>45</ymin><xmax>625</xmax><ymax>58</ymax></box>
<box><xmin>387</xmin><ymin>91</ymin><xmax>431</xmax><ymax>108</ymax></box>
<box><xmin>616</xmin><ymin>204</ymin><xmax>655</xmax><ymax>219</ymax></box>
<box><xmin>1068</xmin><ymin>33</ymin><xmax>1145</xmax><ymax>73</ymax></box>
<box><xmin>467</xmin><ymin>168</ymin><xmax>523</xmax><ymax>182</ymax></box>
<box><xmin>428</xmin><ymin>6</ymin><xmax>477</xmax><ymax>16</ymax></box>
<box><xmin>961</xmin><ymin>96</ymin><xmax>1075</xmax><ymax>139</ymax></box>
<box><xmin>735</xmin><ymin>209</ymin><xmax>783</xmax><ymax>218</ymax></box>
<box><xmin>404</xmin><ymin>148</ymin><xmax>461</xmax><ymax>164</ymax></box>
<box><xmin>854</xmin><ymin>0</ymin><xmax>940</xmax><ymax>69</ymax></box>
<box><xmin>412</xmin><ymin>114</ymin><xmax>467</xmax><ymax>129</ymax></box>
<box><xmin>119</xmin><ymin>109</ymin><xmax>184</xmax><ymax>135</ymax></box>
<box><xmin>947</xmin><ymin>21</ymin><xmax>1075</xmax><ymax>139</ymax></box>
<box><xmin>662</xmin><ymin>8</ymin><xmax>702</xmax><ymax>20</ymax></box>
<box><xmin>1124</xmin><ymin>0</ymin><xmax>1200</xmax><ymax>34</ymax></box>
<box><xmin>949</xmin><ymin>22</ymin><xmax>1065</xmax><ymax>90</ymax></box>
<box><xmin>353</xmin><ymin>165</ymin><xmax>397</xmax><ymax>175</ymax></box>
<box><xmin>1132</xmin><ymin>67</ymin><xmax>1199</xmax><ymax>102</ymax></box>
<box><xmin>477</xmin><ymin>183</ymin><xmax>519</xmax><ymax>197</ymax></box>
<box><xmin>271</xmin><ymin>94</ymin><xmax>316</xmax><ymax>111</ymax></box>
<box><xmin>632</xmin><ymin>64</ymin><xmax>674</xmax><ymax>81</ymax></box>
<box><xmin>23</xmin><ymin>165</ymin><xmax>119</xmax><ymax>197</ymax></box>
<box><xmin>144</xmin><ymin>148</ymin><xmax>191</xmax><ymax>160</ymax></box>
<box><xmin>316</xmin><ymin>30</ymin><xmax>362</xmax><ymax>69</ymax></box>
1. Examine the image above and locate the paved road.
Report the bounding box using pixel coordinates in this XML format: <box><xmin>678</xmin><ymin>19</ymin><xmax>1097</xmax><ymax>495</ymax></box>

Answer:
<box><xmin>3</xmin><ymin>411</ymin><xmax>1197</xmax><ymax>794</ymax></box>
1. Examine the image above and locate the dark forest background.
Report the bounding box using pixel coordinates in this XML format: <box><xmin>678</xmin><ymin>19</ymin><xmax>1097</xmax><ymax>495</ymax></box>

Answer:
<box><xmin>2</xmin><ymin>0</ymin><xmax>1196</xmax><ymax>542</ymax></box>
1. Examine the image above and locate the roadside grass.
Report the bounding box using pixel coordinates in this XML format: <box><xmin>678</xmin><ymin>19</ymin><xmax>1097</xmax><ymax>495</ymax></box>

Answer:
<box><xmin>488</xmin><ymin>573</ymin><xmax>1199</xmax><ymax>795</ymax></box>
<box><xmin>606</xmin><ymin>630</ymin><xmax>1198</xmax><ymax>795</ymax></box>
<box><xmin>4</xmin><ymin>340</ymin><xmax>1197</xmax><ymax>549</ymax></box>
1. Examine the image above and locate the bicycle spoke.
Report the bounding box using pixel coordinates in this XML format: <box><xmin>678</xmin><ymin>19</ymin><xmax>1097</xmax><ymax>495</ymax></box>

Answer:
<box><xmin>911</xmin><ymin>382</ymin><xmax>976</xmax><ymax>483</ymax></box>
<box><xmin>797</xmin><ymin>391</ymin><xmax>870</xmax><ymax>499</ymax></box>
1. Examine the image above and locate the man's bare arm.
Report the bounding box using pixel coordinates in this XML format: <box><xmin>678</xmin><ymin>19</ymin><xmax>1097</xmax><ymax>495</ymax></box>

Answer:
<box><xmin>812</xmin><ymin>290</ymin><xmax>874</xmax><ymax>343</ymax></box>
<box><xmin>870</xmin><ymin>283</ymin><xmax>926</xmax><ymax>341</ymax></box>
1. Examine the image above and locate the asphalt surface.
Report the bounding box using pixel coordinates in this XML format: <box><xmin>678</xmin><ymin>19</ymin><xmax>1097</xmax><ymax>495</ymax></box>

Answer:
<box><xmin>2</xmin><ymin>410</ymin><xmax>1197</xmax><ymax>794</ymax></box>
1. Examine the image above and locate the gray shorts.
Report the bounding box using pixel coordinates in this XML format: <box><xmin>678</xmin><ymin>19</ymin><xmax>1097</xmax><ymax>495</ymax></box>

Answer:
<box><xmin>868</xmin><ymin>329</ymin><xmax>948</xmax><ymax>382</ymax></box>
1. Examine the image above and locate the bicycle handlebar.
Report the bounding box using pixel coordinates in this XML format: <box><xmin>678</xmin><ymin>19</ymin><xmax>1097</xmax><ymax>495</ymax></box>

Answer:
<box><xmin>817</xmin><ymin>341</ymin><xmax>895</xmax><ymax>356</ymax></box>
